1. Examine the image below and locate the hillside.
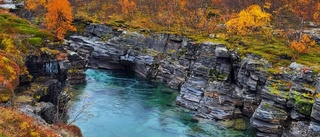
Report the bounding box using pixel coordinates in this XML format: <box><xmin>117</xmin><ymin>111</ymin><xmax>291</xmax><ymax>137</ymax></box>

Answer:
<box><xmin>69</xmin><ymin>0</ymin><xmax>320</xmax><ymax>73</ymax></box>
<box><xmin>0</xmin><ymin>9</ymin><xmax>53</xmax><ymax>102</ymax></box>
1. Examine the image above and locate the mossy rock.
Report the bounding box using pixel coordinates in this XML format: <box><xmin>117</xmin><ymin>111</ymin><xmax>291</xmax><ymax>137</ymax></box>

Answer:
<box><xmin>294</xmin><ymin>101</ymin><xmax>313</xmax><ymax>116</ymax></box>
<box><xmin>293</xmin><ymin>91</ymin><xmax>315</xmax><ymax>116</ymax></box>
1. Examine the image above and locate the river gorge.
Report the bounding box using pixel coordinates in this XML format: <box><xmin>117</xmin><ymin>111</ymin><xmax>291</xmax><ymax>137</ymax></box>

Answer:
<box><xmin>13</xmin><ymin>23</ymin><xmax>320</xmax><ymax>137</ymax></box>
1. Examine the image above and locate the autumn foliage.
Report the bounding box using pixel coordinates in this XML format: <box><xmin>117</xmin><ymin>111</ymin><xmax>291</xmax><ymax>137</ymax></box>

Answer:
<box><xmin>0</xmin><ymin>107</ymin><xmax>58</xmax><ymax>137</ymax></box>
<box><xmin>70</xmin><ymin>0</ymin><xmax>217</xmax><ymax>35</ymax></box>
<box><xmin>0</xmin><ymin>34</ymin><xmax>26</xmax><ymax>102</ymax></box>
<box><xmin>25</xmin><ymin>0</ymin><xmax>46</xmax><ymax>11</ymax></box>
<box><xmin>65</xmin><ymin>2</ymin><xmax>314</xmax><ymax>39</ymax></box>
<box><xmin>118</xmin><ymin>0</ymin><xmax>137</xmax><ymax>19</ymax></box>
<box><xmin>25</xmin><ymin>0</ymin><xmax>76</xmax><ymax>40</ymax></box>
<box><xmin>46</xmin><ymin>0</ymin><xmax>76</xmax><ymax>39</ymax></box>
<box><xmin>290</xmin><ymin>34</ymin><xmax>316</xmax><ymax>54</ymax></box>
<box><xmin>226</xmin><ymin>5</ymin><xmax>271</xmax><ymax>36</ymax></box>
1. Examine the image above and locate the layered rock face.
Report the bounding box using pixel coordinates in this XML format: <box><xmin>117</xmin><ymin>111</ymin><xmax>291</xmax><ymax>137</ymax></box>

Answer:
<box><xmin>65</xmin><ymin>24</ymin><xmax>320</xmax><ymax>136</ymax></box>
<box><xmin>16</xmin><ymin>54</ymin><xmax>72</xmax><ymax>124</ymax></box>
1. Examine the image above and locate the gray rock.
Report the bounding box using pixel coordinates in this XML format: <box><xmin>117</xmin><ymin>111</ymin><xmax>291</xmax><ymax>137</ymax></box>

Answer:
<box><xmin>282</xmin><ymin>121</ymin><xmax>309</xmax><ymax>137</ymax></box>
<box><xmin>290</xmin><ymin>109</ymin><xmax>306</xmax><ymax>120</ymax></box>
<box><xmin>215</xmin><ymin>46</ymin><xmax>229</xmax><ymax>58</ymax></box>
<box><xmin>257</xmin><ymin>132</ymin><xmax>279</xmax><ymax>137</ymax></box>
<box><xmin>289</xmin><ymin>62</ymin><xmax>304</xmax><ymax>71</ymax></box>
<box><xmin>19</xmin><ymin>105</ymin><xmax>47</xmax><ymax>123</ymax></box>
<box><xmin>84</xmin><ymin>24</ymin><xmax>115</xmax><ymax>37</ymax></box>
<box><xmin>308</xmin><ymin>122</ymin><xmax>320</xmax><ymax>137</ymax></box>
<box><xmin>243</xmin><ymin>95</ymin><xmax>260</xmax><ymax>116</ymax></box>
<box><xmin>196</xmin><ymin>96</ymin><xmax>242</xmax><ymax>120</ymax></box>
<box><xmin>35</xmin><ymin>102</ymin><xmax>57</xmax><ymax>124</ymax></box>
<box><xmin>210</xmin><ymin>105</ymin><xmax>239</xmax><ymax>120</ymax></box>
<box><xmin>247</xmin><ymin>78</ymin><xmax>258</xmax><ymax>91</ymax></box>
<box><xmin>251</xmin><ymin>101</ymin><xmax>287</xmax><ymax>135</ymax></box>
<box><xmin>311</xmin><ymin>98</ymin><xmax>320</xmax><ymax>122</ymax></box>
<box><xmin>252</xmin><ymin>101</ymin><xmax>287</xmax><ymax>124</ymax></box>
<box><xmin>251</xmin><ymin>118</ymin><xmax>282</xmax><ymax>133</ymax></box>
<box><xmin>176</xmin><ymin>96</ymin><xmax>200</xmax><ymax>110</ymax></box>
<box><xmin>168</xmin><ymin>77</ymin><xmax>184</xmax><ymax>89</ymax></box>
<box><xmin>261</xmin><ymin>87</ymin><xmax>287</xmax><ymax>106</ymax></box>
<box><xmin>316</xmin><ymin>77</ymin><xmax>320</xmax><ymax>93</ymax></box>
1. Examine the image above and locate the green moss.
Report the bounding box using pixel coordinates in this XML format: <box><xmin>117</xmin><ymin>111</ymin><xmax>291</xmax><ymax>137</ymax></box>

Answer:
<box><xmin>0</xmin><ymin>13</ymin><xmax>53</xmax><ymax>40</ymax></box>
<box><xmin>28</xmin><ymin>37</ymin><xmax>43</xmax><ymax>46</ymax></box>
<box><xmin>284</xmin><ymin>92</ymin><xmax>290</xmax><ymax>99</ymax></box>
<box><xmin>264</xmin><ymin>102</ymin><xmax>270</xmax><ymax>108</ymax></box>
<box><xmin>293</xmin><ymin>92</ymin><xmax>314</xmax><ymax>116</ymax></box>
<box><xmin>209</xmin><ymin>69</ymin><xmax>216</xmax><ymax>77</ymax></box>
<box><xmin>217</xmin><ymin>73</ymin><xmax>229</xmax><ymax>81</ymax></box>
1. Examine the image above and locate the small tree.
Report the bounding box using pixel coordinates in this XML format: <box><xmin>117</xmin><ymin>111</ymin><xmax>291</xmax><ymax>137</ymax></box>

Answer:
<box><xmin>25</xmin><ymin>0</ymin><xmax>76</xmax><ymax>40</ymax></box>
<box><xmin>290</xmin><ymin>34</ymin><xmax>316</xmax><ymax>55</ymax></box>
<box><xmin>226</xmin><ymin>5</ymin><xmax>271</xmax><ymax>36</ymax></box>
<box><xmin>46</xmin><ymin>0</ymin><xmax>76</xmax><ymax>40</ymax></box>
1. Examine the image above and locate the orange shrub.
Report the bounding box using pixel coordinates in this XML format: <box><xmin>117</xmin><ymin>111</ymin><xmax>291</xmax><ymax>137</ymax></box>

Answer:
<box><xmin>0</xmin><ymin>107</ymin><xmax>58</xmax><ymax>137</ymax></box>
<box><xmin>290</xmin><ymin>34</ymin><xmax>316</xmax><ymax>54</ymax></box>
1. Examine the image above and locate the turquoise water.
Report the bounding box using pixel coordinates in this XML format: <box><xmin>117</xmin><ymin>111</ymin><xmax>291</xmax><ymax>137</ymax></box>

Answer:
<box><xmin>69</xmin><ymin>69</ymin><xmax>255</xmax><ymax>137</ymax></box>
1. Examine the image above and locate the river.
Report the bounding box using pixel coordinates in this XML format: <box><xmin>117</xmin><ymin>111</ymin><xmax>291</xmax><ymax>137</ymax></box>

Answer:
<box><xmin>68</xmin><ymin>69</ymin><xmax>255</xmax><ymax>137</ymax></box>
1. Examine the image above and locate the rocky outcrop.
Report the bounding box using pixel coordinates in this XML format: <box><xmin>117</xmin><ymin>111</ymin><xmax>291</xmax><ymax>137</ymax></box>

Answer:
<box><xmin>14</xmin><ymin>52</ymin><xmax>72</xmax><ymax>124</ymax></box>
<box><xmin>64</xmin><ymin>23</ymin><xmax>320</xmax><ymax>136</ymax></box>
